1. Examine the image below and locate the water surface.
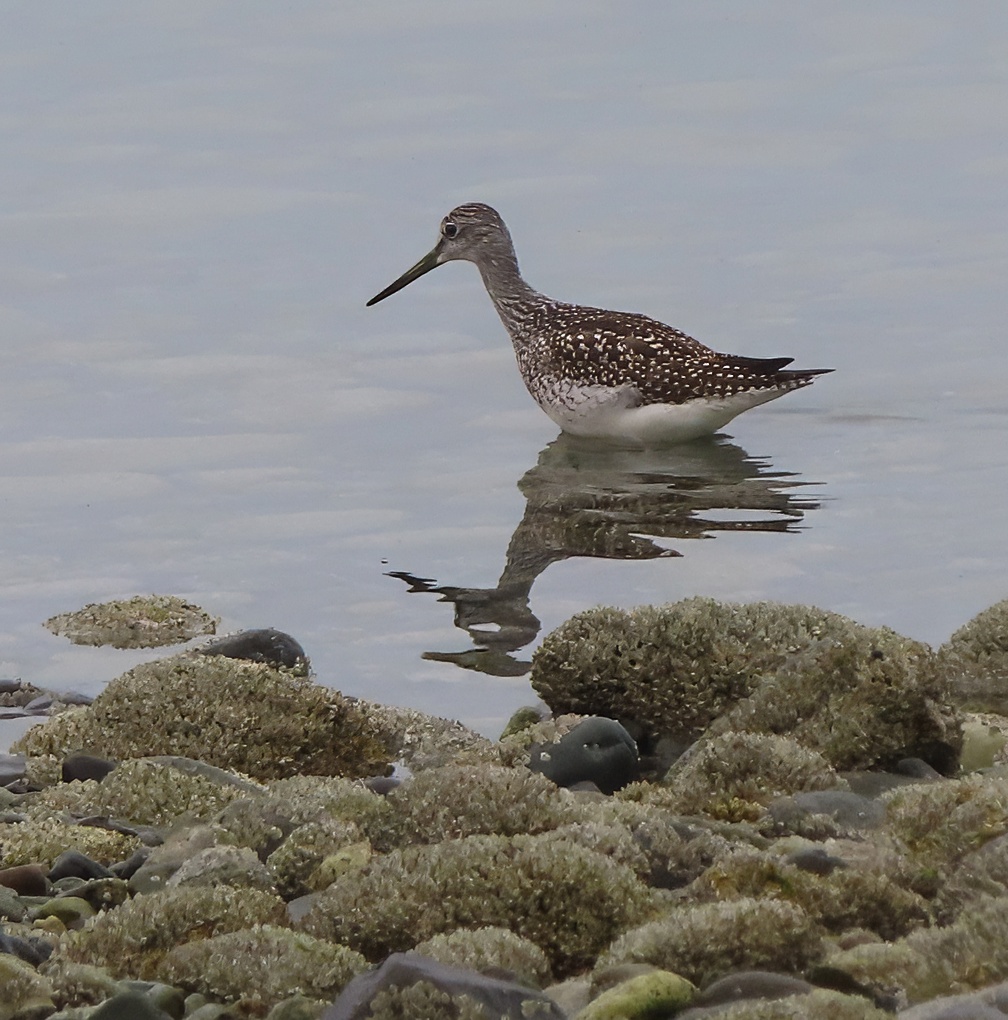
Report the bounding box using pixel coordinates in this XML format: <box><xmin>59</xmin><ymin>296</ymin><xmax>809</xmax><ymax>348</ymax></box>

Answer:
<box><xmin>1</xmin><ymin>4</ymin><xmax>1006</xmax><ymax>740</ymax></box>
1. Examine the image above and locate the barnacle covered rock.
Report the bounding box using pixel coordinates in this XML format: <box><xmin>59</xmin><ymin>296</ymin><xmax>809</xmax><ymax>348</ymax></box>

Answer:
<box><xmin>159</xmin><ymin>924</ymin><xmax>367</xmax><ymax>1012</ymax></box>
<box><xmin>44</xmin><ymin>594</ymin><xmax>217</xmax><ymax>648</ymax></box>
<box><xmin>411</xmin><ymin>926</ymin><xmax>552</xmax><ymax>988</ymax></box>
<box><xmin>266</xmin><ymin>817</ymin><xmax>366</xmax><ymax>898</ymax></box>
<box><xmin>822</xmin><ymin>894</ymin><xmax>1008</xmax><ymax>1005</ymax></box>
<box><xmin>596</xmin><ymin>897</ymin><xmax>821</xmax><ymax>988</ymax></box>
<box><xmin>383</xmin><ymin>763</ymin><xmax>573</xmax><ymax>847</ymax></box>
<box><xmin>13</xmin><ymin>654</ymin><xmax>390</xmax><ymax>781</ymax></box>
<box><xmin>691</xmin><ymin>848</ymin><xmax>929</xmax><ymax>940</ymax></box>
<box><xmin>300</xmin><ymin>831</ymin><xmax>657</xmax><ymax>976</ymax></box>
<box><xmin>57</xmin><ymin>884</ymin><xmax>287</xmax><ymax>979</ymax></box>
<box><xmin>532</xmin><ymin>598</ymin><xmax>960</xmax><ymax>773</ymax></box>
<box><xmin>936</xmin><ymin>598</ymin><xmax>1008</xmax><ymax>712</ymax></box>
<box><xmin>0</xmin><ymin>815</ymin><xmax>139</xmax><ymax>869</ymax></box>
<box><xmin>659</xmin><ymin>732</ymin><xmax>841</xmax><ymax>821</ymax></box>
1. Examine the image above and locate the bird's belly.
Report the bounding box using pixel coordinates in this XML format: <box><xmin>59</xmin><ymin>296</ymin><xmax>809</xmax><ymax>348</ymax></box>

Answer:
<box><xmin>531</xmin><ymin>379</ymin><xmax>786</xmax><ymax>446</ymax></box>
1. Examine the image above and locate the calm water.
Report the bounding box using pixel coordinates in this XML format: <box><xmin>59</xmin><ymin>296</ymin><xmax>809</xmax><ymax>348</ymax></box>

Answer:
<box><xmin>1</xmin><ymin>5</ymin><xmax>1007</xmax><ymax>744</ymax></box>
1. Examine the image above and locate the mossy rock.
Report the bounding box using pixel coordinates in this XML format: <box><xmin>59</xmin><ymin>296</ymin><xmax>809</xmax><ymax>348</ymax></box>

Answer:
<box><xmin>936</xmin><ymin>598</ymin><xmax>1008</xmax><ymax>712</ymax></box>
<box><xmin>412</xmin><ymin>927</ymin><xmax>552</xmax><ymax>989</ymax></box>
<box><xmin>299</xmin><ymin>831</ymin><xmax>658</xmax><ymax>977</ymax></box>
<box><xmin>596</xmin><ymin>897</ymin><xmax>821</xmax><ymax>988</ymax></box>
<box><xmin>58</xmin><ymin>884</ymin><xmax>287</xmax><ymax>980</ymax></box>
<box><xmin>45</xmin><ymin>594</ymin><xmax>217</xmax><ymax>648</ymax></box>
<box><xmin>159</xmin><ymin>924</ymin><xmax>368</xmax><ymax>1012</ymax></box>
<box><xmin>383</xmin><ymin>763</ymin><xmax>574</xmax><ymax>847</ymax></box>
<box><xmin>822</xmin><ymin>893</ymin><xmax>1008</xmax><ymax>1005</ymax></box>
<box><xmin>532</xmin><ymin>598</ymin><xmax>960</xmax><ymax>773</ymax></box>
<box><xmin>691</xmin><ymin>847</ymin><xmax>929</xmax><ymax>941</ymax></box>
<box><xmin>12</xmin><ymin>654</ymin><xmax>390</xmax><ymax>781</ymax></box>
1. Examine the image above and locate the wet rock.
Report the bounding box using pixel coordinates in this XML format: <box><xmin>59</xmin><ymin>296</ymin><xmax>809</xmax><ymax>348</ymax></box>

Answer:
<box><xmin>89</xmin><ymin>989</ymin><xmax>176</xmax><ymax>1020</ymax></box>
<box><xmin>128</xmin><ymin>825</ymin><xmax>219</xmax><ymax>894</ymax></box>
<box><xmin>0</xmin><ymin>952</ymin><xmax>54</xmax><ymax>1019</ymax></box>
<box><xmin>899</xmin><ymin>981</ymin><xmax>1008</xmax><ymax>1018</ymax></box>
<box><xmin>529</xmin><ymin>716</ymin><xmax>639</xmax><ymax>793</ymax></box>
<box><xmin>579</xmin><ymin>969</ymin><xmax>696</xmax><ymax>1018</ymax></box>
<box><xmin>55</xmin><ymin>876</ymin><xmax>130</xmax><ymax>913</ymax></box>
<box><xmin>199</xmin><ymin>628</ymin><xmax>309</xmax><ymax>672</ymax></box>
<box><xmin>160</xmin><ymin>925</ymin><xmax>367</xmax><ymax>1014</ymax></box>
<box><xmin>165</xmin><ymin>844</ymin><xmax>275</xmax><ymax>892</ymax></box>
<box><xmin>110</xmin><ymin>847</ymin><xmax>153</xmax><ymax>881</ymax></box>
<box><xmin>0</xmin><ymin>884</ymin><xmax>26</xmax><ymax>922</ymax></box>
<box><xmin>31</xmin><ymin>893</ymin><xmax>96</xmax><ymax>928</ymax></box>
<box><xmin>0</xmin><ymin>929</ymin><xmax>51</xmax><ymax>966</ymax></box>
<box><xmin>301</xmin><ymin>831</ymin><xmax>656</xmax><ymax>977</ymax></box>
<box><xmin>0</xmin><ymin>753</ymin><xmax>26</xmax><ymax>786</ymax></box>
<box><xmin>0</xmin><ymin>863</ymin><xmax>48</xmax><ymax>896</ymax></box>
<box><xmin>532</xmin><ymin>598</ymin><xmax>961</xmax><ymax>773</ymax></box>
<box><xmin>13</xmin><ymin>654</ymin><xmax>391</xmax><ymax>781</ymax></box>
<box><xmin>45</xmin><ymin>594</ymin><xmax>217</xmax><ymax>649</ymax></box>
<box><xmin>692</xmin><ymin>970</ymin><xmax>815</xmax><ymax>1008</ymax></box>
<box><xmin>118</xmin><ymin>980</ymin><xmax>187</xmax><ymax>1018</ymax></box>
<box><xmin>785</xmin><ymin>846</ymin><xmax>848</xmax><ymax>875</ymax></box>
<box><xmin>62</xmin><ymin>752</ymin><xmax>117</xmax><ymax>783</ymax></box>
<box><xmin>768</xmin><ymin>789</ymin><xmax>886</xmax><ymax>834</ymax></box>
<box><xmin>49</xmin><ymin>848</ymin><xmax>115</xmax><ymax>881</ymax></box>
<box><xmin>321</xmin><ymin>952</ymin><xmax>566</xmax><ymax>1019</ymax></box>
<box><xmin>411</xmin><ymin>925</ymin><xmax>552</xmax><ymax>989</ymax></box>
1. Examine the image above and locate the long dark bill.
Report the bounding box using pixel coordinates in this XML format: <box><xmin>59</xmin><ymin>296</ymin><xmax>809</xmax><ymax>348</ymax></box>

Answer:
<box><xmin>366</xmin><ymin>245</ymin><xmax>442</xmax><ymax>306</ymax></box>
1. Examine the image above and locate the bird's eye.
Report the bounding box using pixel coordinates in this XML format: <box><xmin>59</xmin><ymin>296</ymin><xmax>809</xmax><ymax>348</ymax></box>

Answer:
<box><xmin>442</xmin><ymin>221</ymin><xmax>458</xmax><ymax>239</ymax></box>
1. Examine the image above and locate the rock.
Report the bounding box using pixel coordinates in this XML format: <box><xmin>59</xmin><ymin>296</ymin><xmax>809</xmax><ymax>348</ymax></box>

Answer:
<box><xmin>118</xmin><ymin>980</ymin><xmax>186</xmax><ymax>1019</ymax></box>
<box><xmin>0</xmin><ymin>953</ymin><xmax>54</xmax><ymax>1020</ymax></box>
<box><xmin>30</xmin><ymin>894</ymin><xmax>95</xmax><ymax>928</ymax></box>
<box><xmin>532</xmin><ymin>598</ymin><xmax>961</xmax><ymax>773</ymax></box>
<box><xmin>0</xmin><ymin>864</ymin><xmax>48</xmax><ymax>896</ymax></box>
<box><xmin>529</xmin><ymin>716</ymin><xmax>639</xmax><ymax>793</ymax></box>
<box><xmin>165</xmin><ymin>844</ymin><xmax>275</xmax><ymax>892</ymax></box>
<box><xmin>45</xmin><ymin>595</ymin><xmax>217</xmax><ymax>649</ymax></box>
<box><xmin>0</xmin><ymin>753</ymin><xmax>26</xmax><ymax>786</ymax></box>
<box><xmin>56</xmin><ymin>876</ymin><xmax>130</xmax><ymax>913</ymax></box>
<box><xmin>12</xmin><ymin>654</ymin><xmax>391</xmax><ymax>781</ymax></box>
<box><xmin>0</xmin><ymin>884</ymin><xmax>26</xmax><ymax>922</ymax></box>
<box><xmin>49</xmin><ymin>848</ymin><xmax>115</xmax><ymax>881</ymax></box>
<box><xmin>321</xmin><ymin>952</ymin><xmax>566</xmax><ymax>1019</ymax></box>
<box><xmin>692</xmin><ymin>970</ymin><xmax>815</xmax><ymax>1008</ymax></box>
<box><xmin>62</xmin><ymin>752</ymin><xmax>117</xmax><ymax>783</ymax></box>
<box><xmin>0</xmin><ymin>929</ymin><xmax>52</xmax><ymax>966</ymax></box>
<box><xmin>577</xmin><ymin>970</ymin><xmax>696</xmax><ymax>1018</ymax></box>
<box><xmin>768</xmin><ymin>790</ymin><xmax>886</xmax><ymax>833</ymax></box>
<box><xmin>128</xmin><ymin>825</ymin><xmax>219</xmax><ymax>895</ymax></box>
<box><xmin>89</xmin><ymin>990</ymin><xmax>176</xmax><ymax>1020</ymax></box>
<box><xmin>199</xmin><ymin>628</ymin><xmax>309</xmax><ymax>671</ymax></box>
<box><xmin>899</xmin><ymin>980</ymin><xmax>1008</xmax><ymax>1018</ymax></box>
<box><xmin>936</xmin><ymin>598</ymin><xmax>1008</xmax><ymax>713</ymax></box>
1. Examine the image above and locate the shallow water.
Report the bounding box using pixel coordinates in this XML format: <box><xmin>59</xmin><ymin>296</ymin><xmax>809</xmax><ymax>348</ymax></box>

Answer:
<box><xmin>1</xmin><ymin>5</ymin><xmax>1007</xmax><ymax>743</ymax></box>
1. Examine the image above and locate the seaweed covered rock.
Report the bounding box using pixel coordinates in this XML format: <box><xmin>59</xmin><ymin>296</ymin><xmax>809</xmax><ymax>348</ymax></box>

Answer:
<box><xmin>383</xmin><ymin>764</ymin><xmax>573</xmax><ymax>847</ymax></box>
<box><xmin>659</xmin><ymin>732</ymin><xmax>842</xmax><ymax>821</ymax></box>
<box><xmin>300</xmin><ymin>831</ymin><xmax>657</xmax><ymax>976</ymax></box>
<box><xmin>12</xmin><ymin>654</ymin><xmax>390</xmax><ymax>781</ymax></box>
<box><xmin>882</xmin><ymin>771</ymin><xmax>1008</xmax><ymax>895</ymax></box>
<box><xmin>821</xmin><ymin>894</ymin><xmax>1008</xmax><ymax>1006</ymax></box>
<box><xmin>596</xmin><ymin>897</ymin><xmax>821</xmax><ymax>988</ymax></box>
<box><xmin>57</xmin><ymin>884</ymin><xmax>287</xmax><ymax>979</ymax></box>
<box><xmin>936</xmin><ymin>598</ymin><xmax>1008</xmax><ymax>712</ymax></box>
<box><xmin>322</xmin><ymin>953</ymin><xmax>565</xmax><ymax>1020</ymax></box>
<box><xmin>411</xmin><ymin>926</ymin><xmax>552</xmax><ymax>988</ymax></box>
<box><xmin>531</xmin><ymin>598</ymin><xmax>960</xmax><ymax>773</ymax></box>
<box><xmin>690</xmin><ymin>848</ymin><xmax>929</xmax><ymax>940</ymax></box>
<box><xmin>45</xmin><ymin>594</ymin><xmax>217</xmax><ymax>649</ymax></box>
<box><xmin>160</xmin><ymin>925</ymin><xmax>368</xmax><ymax>1012</ymax></box>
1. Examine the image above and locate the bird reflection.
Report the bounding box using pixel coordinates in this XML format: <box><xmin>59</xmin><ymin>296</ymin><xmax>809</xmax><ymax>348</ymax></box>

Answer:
<box><xmin>388</xmin><ymin>434</ymin><xmax>822</xmax><ymax>677</ymax></box>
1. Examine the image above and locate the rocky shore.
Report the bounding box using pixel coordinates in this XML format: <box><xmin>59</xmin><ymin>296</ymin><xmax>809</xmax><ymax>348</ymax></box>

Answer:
<box><xmin>1</xmin><ymin>594</ymin><xmax>1008</xmax><ymax>1019</ymax></box>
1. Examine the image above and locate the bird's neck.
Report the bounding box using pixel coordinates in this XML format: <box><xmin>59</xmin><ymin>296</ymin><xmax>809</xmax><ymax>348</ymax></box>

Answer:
<box><xmin>476</xmin><ymin>252</ymin><xmax>543</xmax><ymax>337</ymax></box>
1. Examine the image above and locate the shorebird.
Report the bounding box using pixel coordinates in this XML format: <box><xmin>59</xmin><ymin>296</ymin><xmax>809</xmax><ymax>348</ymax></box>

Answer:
<box><xmin>367</xmin><ymin>203</ymin><xmax>830</xmax><ymax>445</ymax></box>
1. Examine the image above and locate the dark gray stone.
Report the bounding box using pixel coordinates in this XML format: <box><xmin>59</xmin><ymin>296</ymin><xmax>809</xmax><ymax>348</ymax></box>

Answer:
<box><xmin>529</xmin><ymin>716</ymin><xmax>638</xmax><ymax>794</ymax></box>
<box><xmin>322</xmin><ymin>952</ymin><xmax>565</xmax><ymax>1019</ymax></box>
<box><xmin>769</xmin><ymin>790</ymin><xmax>886</xmax><ymax>831</ymax></box>
<box><xmin>62</xmin><ymin>752</ymin><xmax>117</xmax><ymax>783</ymax></box>
<box><xmin>785</xmin><ymin>846</ymin><xmax>848</xmax><ymax>875</ymax></box>
<box><xmin>0</xmin><ymin>754</ymin><xmax>26</xmax><ymax>786</ymax></box>
<box><xmin>694</xmin><ymin>970</ymin><xmax>814</xmax><ymax>1007</ymax></box>
<box><xmin>90</xmin><ymin>990</ymin><xmax>175</xmax><ymax>1020</ymax></box>
<box><xmin>895</xmin><ymin>757</ymin><xmax>943</xmax><ymax>780</ymax></box>
<box><xmin>0</xmin><ymin>929</ymin><xmax>52</xmax><ymax>966</ymax></box>
<box><xmin>199</xmin><ymin>628</ymin><xmax>308</xmax><ymax>671</ymax></box>
<box><xmin>48</xmin><ymin>849</ymin><xmax>115</xmax><ymax>881</ymax></box>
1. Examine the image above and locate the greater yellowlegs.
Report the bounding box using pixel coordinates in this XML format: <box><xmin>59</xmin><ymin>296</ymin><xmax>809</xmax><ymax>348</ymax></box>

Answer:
<box><xmin>367</xmin><ymin>203</ymin><xmax>831</xmax><ymax>445</ymax></box>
